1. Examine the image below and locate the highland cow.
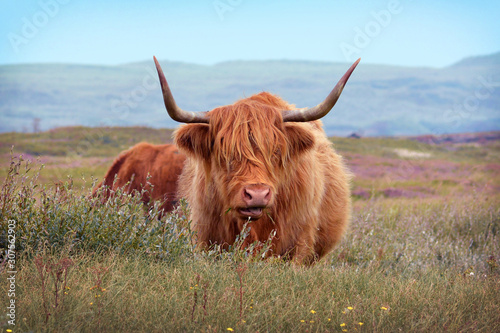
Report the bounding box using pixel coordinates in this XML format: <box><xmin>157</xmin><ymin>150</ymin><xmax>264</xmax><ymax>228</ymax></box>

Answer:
<box><xmin>93</xmin><ymin>142</ymin><xmax>185</xmax><ymax>213</ymax></box>
<box><xmin>154</xmin><ymin>56</ymin><xmax>359</xmax><ymax>264</ymax></box>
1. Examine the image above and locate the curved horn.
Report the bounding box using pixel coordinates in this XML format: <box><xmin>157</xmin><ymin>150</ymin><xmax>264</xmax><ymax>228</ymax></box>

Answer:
<box><xmin>282</xmin><ymin>58</ymin><xmax>360</xmax><ymax>122</ymax></box>
<box><xmin>154</xmin><ymin>56</ymin><xmax>209</xmax><ymax>123</ymax></box>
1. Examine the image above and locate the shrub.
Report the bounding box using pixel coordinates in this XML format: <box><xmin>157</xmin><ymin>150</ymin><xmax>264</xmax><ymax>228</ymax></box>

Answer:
<box><xmin>0</xmin><ymin>155</ymin><xmax>195</xmax><ymax>264</ymax></box>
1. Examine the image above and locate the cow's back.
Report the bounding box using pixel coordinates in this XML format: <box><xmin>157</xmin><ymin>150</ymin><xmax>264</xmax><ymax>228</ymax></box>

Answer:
<box><xmin>94</xmin><ymin>142</ymin><xmax>186</xmax><ymax>213</ymax></box>
<box><xmin>311</xmin><ymin>126</ymin><xmax>352</xmax><ymax>258</ymax></box>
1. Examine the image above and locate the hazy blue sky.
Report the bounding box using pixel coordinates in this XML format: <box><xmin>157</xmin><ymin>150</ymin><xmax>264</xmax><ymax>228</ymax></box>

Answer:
<box><xmin>1</xmin><ymin>0</ymin><xmax>499</xmax><ymax>67</ymax></box>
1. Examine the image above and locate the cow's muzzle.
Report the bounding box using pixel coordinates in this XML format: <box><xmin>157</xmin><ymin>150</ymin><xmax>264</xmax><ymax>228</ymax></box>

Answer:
<box><xmin>238</xmin><ymin>184</ymin><xmax>271</xmax><ymax>219</ymax></box>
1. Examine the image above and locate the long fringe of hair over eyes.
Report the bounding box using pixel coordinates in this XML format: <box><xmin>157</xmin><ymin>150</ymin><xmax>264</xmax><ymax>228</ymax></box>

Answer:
<box><xmin>208</xmin><ymin>92</ymin><xmax>293</xmax><ymax>174</ymax></box>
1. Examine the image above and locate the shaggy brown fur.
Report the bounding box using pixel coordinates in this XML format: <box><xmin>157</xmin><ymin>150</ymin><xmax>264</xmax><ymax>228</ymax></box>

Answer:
<box><xmin>93</xmin><ymin>142</ymin><xmax>186</xmax><ymax>213</ymax></box>
<box><xmin>176</xmin><ymin>92</ymin><xmax>351</xmax><ymax>264</ymax></box>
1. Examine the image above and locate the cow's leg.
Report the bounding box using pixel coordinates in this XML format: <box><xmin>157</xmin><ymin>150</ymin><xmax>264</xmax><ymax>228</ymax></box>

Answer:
<box><xmin>292</xmin><ymin>227</ymin><xmax>318</xmax><ymax>265</ymax></box>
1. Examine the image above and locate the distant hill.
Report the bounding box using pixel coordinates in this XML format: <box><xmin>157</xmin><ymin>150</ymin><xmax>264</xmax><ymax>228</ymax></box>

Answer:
<box><xmin>451</xmin><ymin>52</ymin><xmax>500</xmax><ymax>68</ymax></box>
<box><xmin>1</xmin><ymin>52</ymin><xmax>499</xmax><ymax>136</ymax></box>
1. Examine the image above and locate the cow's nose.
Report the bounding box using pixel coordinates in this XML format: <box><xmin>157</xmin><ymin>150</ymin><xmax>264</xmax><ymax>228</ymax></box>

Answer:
<box><xmin>242</xmin><ymin>185</ymin><xmax>271</xmax><ymax>207</ymax></box>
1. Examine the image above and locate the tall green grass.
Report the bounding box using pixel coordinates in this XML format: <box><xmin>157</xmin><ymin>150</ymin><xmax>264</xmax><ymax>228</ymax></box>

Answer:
<box><xmin>1</xmin><ymin>155</ymin><xmax>499</xmax><ymax>332</ymax></box>
<box><xmin>8</xmin><ymin>252</ymin><xmax>499</xmax><ymax>332</ymax></box>
<box><xmin>0</xmin><ymin>155</ymin><xmax>195</xmax><ymax>261</ymax></box>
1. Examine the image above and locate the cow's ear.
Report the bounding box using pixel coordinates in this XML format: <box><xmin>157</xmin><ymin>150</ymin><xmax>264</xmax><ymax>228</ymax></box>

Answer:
<box><xmin>174</xmin><ymin>124</ymin><xmax>211</xmax><ymax>160</ymax></box>
<box><xmin>284</xmin><ymin>123</ymin><xmax>315</xmax><ymax>155</ymax></box>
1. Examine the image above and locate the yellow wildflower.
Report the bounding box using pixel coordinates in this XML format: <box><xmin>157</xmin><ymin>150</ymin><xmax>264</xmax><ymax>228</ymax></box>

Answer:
<box><xmin>381</xmin><ymin>306</ymin><xmax>388</xmax><ymax>310</ymax></box>
<box><xmin>359</xmin><ymin>322</ymin><xmax>364</xmax><ymax>326</ymax></box>
<box><xmin>227</xmin><ymin>328</ymin><xmax>234</xmax><ymax>332</ymax></box>
<box><xmin>7</xmin><ymin>330</ymin><xmax>13</xmax><ymax>332</ymax></box>
<box><xmin>310</xmin><ymin>320</ymin><xmax>314</xmax><ymax>323</ymax></box>
<box><xmin>300</xmin><ymin>320</ymin><xmax>305</xmax><ymax>323</ymax></box>
<box><xmin>310</xmin><ymin>310</ymin><xmax>316</xmax><ymax>314</ymax></box>
<box><xmin>340</xmin><ymin>323</ymin><xmax>346</xmax><ymax>327</ymax></box>
<box><xmin>347</xmin><ymin>306</ymin><xmax>354</xmax><ymax>310</ymax></box>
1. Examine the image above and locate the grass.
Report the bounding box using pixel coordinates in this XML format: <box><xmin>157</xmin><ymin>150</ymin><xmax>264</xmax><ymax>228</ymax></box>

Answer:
<box><xmin>1</xmin><ymin>127</ymin><xmax>499</xmax><ymax>332</ymax></box>
<box><xmin>332</xmin><ymin>135</ymin><xmax>500</xmax><ymax>164</ymax></box>
<box><xmin>0</xmin><ymin>126</ymin><xmax>176</xmax><ymax>189</ymax></box>
<box><xmin>0</xmin><ymin>126</ymin><xmax>176</xmax><ymax>157</ymax></box>
<box><xmin>7</xmin><ymin>250</ymin><xmax>499</xmax><ymax>332</ymax></box>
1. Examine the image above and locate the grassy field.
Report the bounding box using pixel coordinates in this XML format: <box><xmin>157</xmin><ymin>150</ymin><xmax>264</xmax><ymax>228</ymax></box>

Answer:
<box><xmin>1</xmin><ymin>127</ymin><xmax>499</xmax><ymax>332</ymax></box>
